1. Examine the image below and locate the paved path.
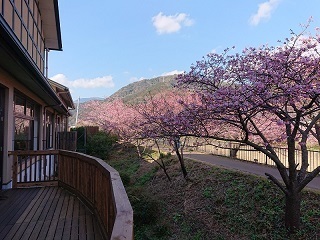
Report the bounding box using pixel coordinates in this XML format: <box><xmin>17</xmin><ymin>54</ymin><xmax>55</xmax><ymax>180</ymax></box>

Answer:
<box><xmin>185</xmin><ymin>153</ymin><xmax>320</xmax><ymax>191</ymax></box>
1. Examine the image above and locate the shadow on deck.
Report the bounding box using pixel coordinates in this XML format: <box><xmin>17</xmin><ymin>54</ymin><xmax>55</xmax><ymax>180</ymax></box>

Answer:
<box><xmin>0</xmin><ymin>187</ymin><xmax>103</xmax><ymax>240</ymax></box>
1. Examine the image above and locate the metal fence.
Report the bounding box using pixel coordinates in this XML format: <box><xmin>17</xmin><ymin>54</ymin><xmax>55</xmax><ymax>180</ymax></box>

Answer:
<box><xmin>185</xmin><ymin>139</ymin><xmax>320</xmax><ymax>172</ymax></box>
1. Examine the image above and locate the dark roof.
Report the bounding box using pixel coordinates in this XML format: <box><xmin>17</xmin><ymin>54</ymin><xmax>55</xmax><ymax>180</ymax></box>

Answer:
<box><xmin>48</xmin><ymin>79</ymin><xmax>75</xmax><ymax>110</ymax></box>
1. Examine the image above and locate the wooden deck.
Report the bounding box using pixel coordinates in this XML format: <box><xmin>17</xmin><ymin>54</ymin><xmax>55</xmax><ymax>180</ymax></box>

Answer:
<box><xmin>0</xmin><ymin>187</ymin><xmax>104</xmax><ymax>240</ymax></box>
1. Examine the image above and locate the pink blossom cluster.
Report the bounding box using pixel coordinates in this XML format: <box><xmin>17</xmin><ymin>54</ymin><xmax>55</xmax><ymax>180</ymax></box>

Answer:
<box><xmin>81</xmin><ymin>25</ymin><xmax>320</xmax><ymax>159</ymax></box>
<box><xmin>175</xmin><ymin>29</ymin><xmax>320</xmax><ymax>149</ymax></box>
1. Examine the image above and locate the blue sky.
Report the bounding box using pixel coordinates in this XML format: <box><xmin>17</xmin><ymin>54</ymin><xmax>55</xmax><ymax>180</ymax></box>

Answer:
<box><xmin>49</xmin><ymin>0</ymin><xmax>320</xmax><ymax>99</ymax></box>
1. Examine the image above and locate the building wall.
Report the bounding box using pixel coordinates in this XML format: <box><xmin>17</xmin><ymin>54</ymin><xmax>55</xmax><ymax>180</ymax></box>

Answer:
<box><xmin>0</xmin><ymin>67</ymin><xmax>62</xmax><ymax>188</ymax></box>
<box><xmin>0</xmin><ymin>0</ymin><xmax>67</xmax><ymax>189</ymax></box>
<box><xmin>0</xmin><ymin>0</ymin><xmax>45</xmax><ymax>73</ymax></box>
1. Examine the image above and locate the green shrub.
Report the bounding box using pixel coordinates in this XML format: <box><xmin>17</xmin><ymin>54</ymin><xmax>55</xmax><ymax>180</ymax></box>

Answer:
<box><xmin>71</xmin><ymin>127</ymin><xmax>86</xmax><ymax>153</ymax></box>
<box><xmin>86</xmin><ymin>132</ymin><xmax>118</xmax><ymax>159</ymax></box>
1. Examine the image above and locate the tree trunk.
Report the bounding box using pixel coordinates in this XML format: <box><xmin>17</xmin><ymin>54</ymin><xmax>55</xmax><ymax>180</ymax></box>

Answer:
<box><xmin>315</xmin><ymin>122</ymin><xmax>320</xmax><ymax>145</ymax></box>
<box><xmin>174</xmin><ymin>140</ymin><xmax>188</xmax><ymax>178</ymax></box>
<box><xmin>160</xmin><ymin>159</ymin><xmax>171</xmax><ymax>181</ymax></box>
<box><xmin>136</xmin><ymin>144</ymin><xmax>142</xmax><ymax>160</ymax></box>
<box><xmin>285</xmin><ymin>190</ymin><xmax>301</xmax><ymax>233</ymax></box>
<box><xmin>176</xmin><ymin>148</ymin><xmax>188</xmax><ymax>178</ymax></box>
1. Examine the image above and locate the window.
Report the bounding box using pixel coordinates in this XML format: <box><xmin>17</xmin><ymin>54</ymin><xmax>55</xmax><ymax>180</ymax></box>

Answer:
<box><xmin>13</xmin><ymin>92</ymin><xmax>39</xmax><ymax>150</ymax></box>
<box><xmin>14</xmin><ymin>117</ymin><xmax>32</xmax><ymax>150</ymax></box>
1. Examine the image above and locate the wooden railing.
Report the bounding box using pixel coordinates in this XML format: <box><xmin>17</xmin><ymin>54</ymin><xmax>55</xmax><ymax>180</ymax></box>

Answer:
<box><xmin>10</xmin><ymin>150</ymin><xmax>133</xmax><ymax>240</ymax></box>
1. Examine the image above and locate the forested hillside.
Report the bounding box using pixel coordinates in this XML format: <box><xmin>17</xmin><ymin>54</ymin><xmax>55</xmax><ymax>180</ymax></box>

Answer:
<box><xmin>69</xmin><ymin>74</ymin><xmax>177</xmax><ymax>126</ymax></box>
<box><xmin>108</xmin><ymin>74</ymin><xmax>176</xmax><ymax>103</ymax></box>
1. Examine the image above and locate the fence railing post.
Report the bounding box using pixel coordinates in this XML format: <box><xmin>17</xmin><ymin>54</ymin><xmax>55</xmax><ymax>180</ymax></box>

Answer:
<box><xmin>11</xmin><ymin>153</ymin><xmax>17</xmax><ymax>188</ymax></box>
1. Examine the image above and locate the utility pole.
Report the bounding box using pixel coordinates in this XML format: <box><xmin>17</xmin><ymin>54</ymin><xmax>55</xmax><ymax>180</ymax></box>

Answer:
<box><xmin>75</xmin><ymin>97</ymin><xmax>80</xmax><ymax>126</ymax></box>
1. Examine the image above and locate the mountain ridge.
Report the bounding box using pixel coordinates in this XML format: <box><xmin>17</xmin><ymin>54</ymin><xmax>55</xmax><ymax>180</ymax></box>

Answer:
<box><xmin>107</xmin><ymin>74</ymin><xmax>177</xmax><ymax>103</ymax></box>
<box><xmin>69</xmin><ymin>74</ymin><xmax>178</xmax><ymax>126</ymax></box>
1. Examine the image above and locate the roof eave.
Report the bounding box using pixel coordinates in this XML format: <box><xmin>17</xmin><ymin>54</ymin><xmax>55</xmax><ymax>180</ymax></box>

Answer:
<box><xmin>39</xmin><ymin>0</ymin><xmax>62</xmax><ymax>51</ymax></box>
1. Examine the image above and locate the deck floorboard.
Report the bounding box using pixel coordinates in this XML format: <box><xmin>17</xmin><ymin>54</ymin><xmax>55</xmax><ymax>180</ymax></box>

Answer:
<box><xmin>0</xmin><ymin>187</ymin><xmax>104</xmax><ymax>240</ymax></box>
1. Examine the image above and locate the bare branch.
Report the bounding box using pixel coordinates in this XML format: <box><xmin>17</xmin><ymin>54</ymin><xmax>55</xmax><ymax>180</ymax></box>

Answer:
<box><xmin>297</xmin><ymin>166</ymin><xmax>320</xmax><ymax>192</ymax></box>
<box><xmin>265</xmin><ymin>173</ymin><xmax>288</xmax><ymax>195</ymax></box>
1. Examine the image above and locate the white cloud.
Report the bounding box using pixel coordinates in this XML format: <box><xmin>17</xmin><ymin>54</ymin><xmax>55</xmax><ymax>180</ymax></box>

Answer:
<box><xmin>51</xmin><ymin>73</ymin><xmax>68</xmax><ymax>85</ymax></box>
<box><xmin>152</xmin><ymin>12</ymin><xmax>194</xmax><ymax>34</ymax></box>
<box><xmin>50</xmin><ymin>74</ymin><xmax>115</xmax><ymax>89</ymax></box>
<box><xmin>249</xmin><ymin>0</ymin><xmax>281</xmax><ymax>26</ymax></box>
<box><xmin>161</xmin><ymin>70</ymin><xmax>184</xmax><ymax>76</ymax></box>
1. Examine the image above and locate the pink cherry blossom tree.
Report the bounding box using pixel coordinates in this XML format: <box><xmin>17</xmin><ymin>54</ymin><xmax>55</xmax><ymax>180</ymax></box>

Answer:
<box><xmin>82</xmin><ymin>99</ymin><xmax>176</xmax><ymax>180</ymax></box>
<box><xmin>176</xmin><ymin>25</ymin><xmax>320</xmax><ymax>231</ymax></box>
<box><xmin>134</xmin><ymin>90</ymin><xmax>200</xmax><ymax>178</ymax></box>
<box><xmin>81</xmin><ymin>99</ymin><xmax>144</xmax><ymax>147</ymax></box>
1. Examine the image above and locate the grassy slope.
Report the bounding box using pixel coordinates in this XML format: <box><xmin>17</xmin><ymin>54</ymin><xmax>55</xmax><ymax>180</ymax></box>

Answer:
<box><xmin>107</xmin><ymin>145</ymin><xmax>320</xmax><ymax>240</ymax></box>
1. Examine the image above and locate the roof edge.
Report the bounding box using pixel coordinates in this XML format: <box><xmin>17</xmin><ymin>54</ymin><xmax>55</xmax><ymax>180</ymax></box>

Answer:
<box><xmin>52</xmin><ymin>0</ymin><xmax>62</xmax><ymax>51</ymax></box>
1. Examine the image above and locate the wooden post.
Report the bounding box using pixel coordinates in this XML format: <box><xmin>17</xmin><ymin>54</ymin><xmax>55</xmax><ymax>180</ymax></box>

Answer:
<box><xmin>12</xmin><ymin>153</ymin><xmax>17</xmax><ymax>188</ymax></box>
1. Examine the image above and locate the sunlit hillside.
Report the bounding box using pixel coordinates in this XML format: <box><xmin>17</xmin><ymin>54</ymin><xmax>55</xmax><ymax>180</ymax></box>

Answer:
<box><xmin>69</xmin><ymin>74</ymin><xmax>177</xmax><ymax>127</ymax></box>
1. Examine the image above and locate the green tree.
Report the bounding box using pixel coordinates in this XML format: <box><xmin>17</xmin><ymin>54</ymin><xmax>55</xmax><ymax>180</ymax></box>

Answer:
<box><xmin>86</xmin><ymin>131</ymin><xmax>118</xmax><ymax>160</ymax></box>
